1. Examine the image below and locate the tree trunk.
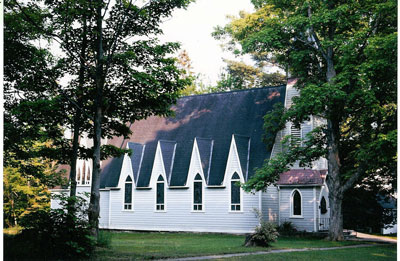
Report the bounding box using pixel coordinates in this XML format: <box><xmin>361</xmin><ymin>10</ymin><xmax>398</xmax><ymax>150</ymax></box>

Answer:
<box><xmin>88</xmin><ymin>1</ymin><xmax>104</xmax><ymax>239</ymax></box>
<box><xmin>68</xmin><ymin>14</ymin><xmax>87</xmax><ymax>218</ymax></box>
<box><xmin>324</xmin><ymin>45</ymin><xmax>344</xmax><ymax>240</ymax></box>
<box><xmin>328</xmin><ymin>191</ymin><xmax>344</xmax><ymax>240</ymax></box>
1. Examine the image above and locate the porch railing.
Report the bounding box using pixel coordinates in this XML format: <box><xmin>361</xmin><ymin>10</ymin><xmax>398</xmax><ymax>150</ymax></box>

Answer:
<box><xmin>318</xmin><ymin>217</ymin><xmax>330</xmax><ymax>231</ymax></box>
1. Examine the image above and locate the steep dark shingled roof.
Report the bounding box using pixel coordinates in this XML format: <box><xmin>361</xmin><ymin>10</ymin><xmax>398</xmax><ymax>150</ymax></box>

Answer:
<box><xmin>277</xmin><ymin>169</ymin><xmax>327</xmax><ymax>185</ymax></box>
<box><xmin>100</xmin><ymin>85</ymin><xmax>286</xmax><ymax>188</ymax></box>
<box><xmin>127</xmin><ymin>142</ymin><xmax>144</xmax><ymax>183</ymax></box>
<box><xmin>196</xmin><ymin>137</ymin><xmax>213</xmax><ymax>183</ymax></box>
<box><xmin>233</xmin><ymin>134</ymin><xmax>250</xmax><ymax>180</ymax></box>
<box><xmin>159</xmin><ymin>140</ymin><xmax>177</xmax><ymax>183</ymax></box>
<box><xmin>100</xmin><ymin>156</ymin><xmax>124</xmax><ymax>188</ymax></box>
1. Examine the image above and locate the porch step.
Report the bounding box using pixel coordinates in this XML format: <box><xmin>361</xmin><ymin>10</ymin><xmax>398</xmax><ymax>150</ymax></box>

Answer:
<box><xmin>344</xmin><ymin>229</ymin><xmax>356</xmax><ymax>239</ymax></box>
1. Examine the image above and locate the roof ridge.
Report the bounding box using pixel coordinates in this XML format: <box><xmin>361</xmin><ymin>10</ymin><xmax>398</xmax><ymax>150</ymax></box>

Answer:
<box><xmin>178</xmin><ymin>84</ymin><xmax>287</xmax><ymax>99</ymax></box>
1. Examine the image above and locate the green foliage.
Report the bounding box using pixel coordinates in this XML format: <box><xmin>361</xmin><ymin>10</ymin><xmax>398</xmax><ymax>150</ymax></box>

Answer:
<box><xmin>215</xmin><ymin>60</ymin><xmax>286</xmax><ymax>92</ymax></box>
<box><xmin>97</xmin><ymin>230</ymin><xmax>113</xmax><ymax>248</ymax></box>
<box><xmin>278</xmin><ymin>221</ymin><xmax>297</xmax><ymax>236</ymax></box>
<box><xmin>245</xmin><ymin>222</ymin><xmax>279</xmax><ymax>247</ymax></box>
<box><xmin>3</xmin><ymin>141</ymin><xmax>65</xmax><ymax>228</ymax></box>
<box><xmin>342</xmin><ymin>188</ymin><xmax>395</xmax><ymax>233</ymax></box>
<box><xmin>4</xmin><ymin>193</ymin><xmax>95</xmax><ymax>260</ymax></box>
<box><xmin>218</xmin><ymin>0</ymin><xmax>397</xmax><ymax>197</ymax></box>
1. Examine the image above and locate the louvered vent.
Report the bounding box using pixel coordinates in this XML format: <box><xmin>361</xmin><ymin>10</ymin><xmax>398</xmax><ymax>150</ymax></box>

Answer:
<box><xmin>291</xmin><ymin>124</ymin><xmax>301</xmax><ymax>146</ymax></box>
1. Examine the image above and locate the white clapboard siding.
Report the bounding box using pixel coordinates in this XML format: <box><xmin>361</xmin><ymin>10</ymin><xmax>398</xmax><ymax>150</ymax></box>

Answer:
<box><xmin>285</xmin><ymin>83</ymin><xmax>300</xmax><ymax>108</ymax></box>
<box><xmin>106</xmin><ymin>187</ymin><xmax>260</xmax><ymax>233</ymax></box>
<box><xmin>104</xmin><ymin>136</ymin><xmax>261</xmax><ymax>234</ymax></box>
<box><xmin>99</xmin><ymin>190</ymin><xmax>110</xmax><ymax>228</ymax></box>
<box><xmin>279</xmin><ymin>187</ymin><xmax>316</xmax><ymax>232</ymax></box>
<box><xmin>262</xmin><ymin>185</ymin><xmax>279</xmax><ymax>223</ymax></box>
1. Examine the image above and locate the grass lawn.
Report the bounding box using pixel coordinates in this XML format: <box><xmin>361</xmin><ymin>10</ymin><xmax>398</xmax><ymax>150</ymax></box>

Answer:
<box><xmin>93</xmin><ymin>231</ymin><xmax>371</xmax><ymax>260</ymax></box>
<box><xmin>218</xmin><ymin>245</ymin><xmax>396</xmax><ymax>260</ymax></box>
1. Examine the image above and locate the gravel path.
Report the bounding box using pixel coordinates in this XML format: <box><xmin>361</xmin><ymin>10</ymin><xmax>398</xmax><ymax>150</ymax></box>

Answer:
<box><xmin>161</xmin><ymin>243</ymin><xmax>387</xmax><ymax>261</ymax></box>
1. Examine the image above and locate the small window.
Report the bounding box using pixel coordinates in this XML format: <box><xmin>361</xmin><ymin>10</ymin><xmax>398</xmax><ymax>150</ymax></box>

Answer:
<box><xmin>193</xmin><ymin>174</ymin><xmax>203</xmax><ymax>211</ymax></box>
<box><xmin>320</xmin><ymin>196</ymin><xmax>327</xmax><ymax>214</ymax></box>
<box><xmin>292</xmin><ymin>189</ymin><xmax>302</xmax><ymax>216</ymax></box>
<box><xmin>230</xmin><ymin>173</ymin><xmax>241</xmax><ymax>211</ymax></box>
<box><xmin>124</xmin><ymin>176</ymin><xmax>133</xmax><ymax>210</ymax></box>
<box><xmin>156</xmin><ymin>175</ymin><xmax>165</xmax><ymax>211</ymax></box>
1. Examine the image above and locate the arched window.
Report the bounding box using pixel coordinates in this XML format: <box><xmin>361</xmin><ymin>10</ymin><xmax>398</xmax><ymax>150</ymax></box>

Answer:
<box><xmin>82</xmin><ymin>161</ymin><xmax>86</xmax><ymax>185</ymax></box>
<box><xmin>320</xmin><ymin>196</ymin><xmax>327</xmax><ymax>214</ymax></box>
<box><xmin>193</xmin><ymin>174</ymin><xmax>203</xmax><ymax>211</ymax></box>
<box><xmin>230</xmin><ymin>173</ymin><xmax>241</xmax><ymax>211</ymax></box>
<box><xmin>86</xmin><ymin>168</ymin><xmax>91</xmax><ymax>185</ymax></box>
<box><xmin>76</xmin><ymin>167</ymin><xmax>81</xmax><ymax>185</ymax></box>
<box><xmin>292</xmin><ymin>189</ymin><xmax>302</xmax><ymax>216</ymax></box>
<box><xmin>156</xmin><ymin>175</ymin><xmax>165</xmax><ymax>211</ymax></box>
<box><xmin>124</xmin><ymin>176</ymin><xmax>133</xmax><ymax>210</ymax></box>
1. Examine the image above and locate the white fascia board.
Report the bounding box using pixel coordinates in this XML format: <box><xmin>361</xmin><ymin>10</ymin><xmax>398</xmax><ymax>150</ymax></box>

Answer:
<box><xmin>149</xmin><ymin>141</ymin><xmax>168</xmax><ymax>188</ymax></box>
<box><xmin>221</xmin><ymin>135</ymin><xmax>245</xmax><ymax>186</ymax></box>
<box><xmin>185</xmin><ymin>138</ymin><xmax>206</xmax><ymax>186</ymax></box>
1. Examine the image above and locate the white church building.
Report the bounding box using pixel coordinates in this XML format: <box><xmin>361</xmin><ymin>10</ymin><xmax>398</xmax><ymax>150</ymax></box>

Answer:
<box><xmin>52</xmin><ymin>79</ymin><xmax>330</xmax><ymax>233</ymax></box>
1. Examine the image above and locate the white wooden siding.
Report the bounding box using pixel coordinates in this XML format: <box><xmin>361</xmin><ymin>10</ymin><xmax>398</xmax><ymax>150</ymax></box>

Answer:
<box><xmin>262</xmin><ymin>185</ymin><xmax>279</xmax><ymax>223</ymax></box>
<box><xmin>99</xmin><ymin>191</ymin><xmax>110</xmax><ymax>228</ymax></box>
<box><xmin>279</xmin><ymin>187</ymin><xmax>316</xmax><ymax>232</ymax></box>
<box><xmin>103</xmin><ymin>136</ymin><xmax>261</xmax><ymax>233</ymax></box>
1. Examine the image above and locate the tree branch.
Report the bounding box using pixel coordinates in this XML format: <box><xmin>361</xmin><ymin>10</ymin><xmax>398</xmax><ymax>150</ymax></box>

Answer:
<box><xmin>307</xmin><ymin>5</ymin><xmax>328</xmax><ymax>60</ymax></box>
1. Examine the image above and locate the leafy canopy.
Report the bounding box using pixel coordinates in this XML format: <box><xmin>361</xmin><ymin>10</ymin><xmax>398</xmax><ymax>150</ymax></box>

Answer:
<box><xmin>215</xmin><ymin>0</ymin><xmax>396</xmax><ymax>196</ymax></box>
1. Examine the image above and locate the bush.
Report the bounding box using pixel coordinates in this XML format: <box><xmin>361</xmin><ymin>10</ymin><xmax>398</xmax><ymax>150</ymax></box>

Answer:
<box><xmin>278</xmin><ymin>221</ymin><xmax>297</xmax><ymax>236</ymax></box>
<box><xmin>97</xmin><ymin>230</ymin><xmax>113</xmax><ymax>248</ymax></box>
<box><xmin>4</xmin><ymin>193</ymin><xmax>95</xmax><ymax>260</ymax></box>
<box><xmin>245</xmin><ymin>221</ymin><xmax>279</xmax><ymax>247</ymax></box>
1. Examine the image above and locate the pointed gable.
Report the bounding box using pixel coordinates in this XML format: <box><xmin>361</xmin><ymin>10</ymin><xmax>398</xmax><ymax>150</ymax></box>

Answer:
<box><xmin>127</xmin><ymin>142</ymin><xmax>144</xmax><ymax>184</ymax></box>
<box><xmin>100</xmin><ymin>85</ymin><xmax>286</xmax><ymax>188</ymax></box>
<box><xmin>233</xmin><ymin>134</ymin><xmax>250</xmax><ymax>180</ymax></box>
<box><xmin>159</xmin><ymin>140</ymin><xmax>177</xmax><ymax>183</ymax></box>
<box><xmin>196</xmin><ymin>137</ymin><xmax>213</xmax><ymax>183</ymax></box>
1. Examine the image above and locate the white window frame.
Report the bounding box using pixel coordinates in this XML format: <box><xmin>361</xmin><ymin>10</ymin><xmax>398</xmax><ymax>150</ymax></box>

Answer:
<box><xmin>123</xmin><ymin>176</ymin><xmax>133</xmax><ymax>211</ymax></box>
<box><xmin>155</xmin><ymin>175</ymin><xmax>166</xmax><ymax>212</ymax></box>
<box><xmin>192</xmin><ymin>174</ymin><xmax>204</xmax><ymax>212</ymax></box>
<box><xmin>229</xmin><ymin>173</ymin><xmax>242</xmax><ymax>212</ymax></box>
<box><xmin>290</xmin><ymin>189</ymin><xmax>303</xmax><ymax>218</ymax></box>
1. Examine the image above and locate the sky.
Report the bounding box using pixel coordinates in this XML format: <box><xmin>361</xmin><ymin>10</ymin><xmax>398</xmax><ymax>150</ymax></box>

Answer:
<box><xmin>159</xmin><ymin>0</ymin><xmax>255</xmax><ymax>86</ymax></box>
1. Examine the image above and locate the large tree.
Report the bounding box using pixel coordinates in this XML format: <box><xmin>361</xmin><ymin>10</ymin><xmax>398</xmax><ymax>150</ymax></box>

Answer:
<box><xmin>9</xmin><ymin>0</ymin><xmax>192</xmax><ymax>239</ymax></box>
<box><xmin>215</xmin><ymin>0</ymin><xmax>397</xmax><ymax>240</ymax></box>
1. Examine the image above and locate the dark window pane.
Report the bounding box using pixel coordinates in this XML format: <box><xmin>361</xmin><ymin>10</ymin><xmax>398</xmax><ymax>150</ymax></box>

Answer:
<box><xmin>126</xmin><ymin>176</ymin><xmax>132</xmax><ymax>182</ymax></box>
<box><xmin>231</xmin><ymin>181</ymin><xmax>240</xmax><ymax>204</ymax></box>
<box><xmin>161</xmin><ymin>205</ymin><xmax>164</xmax><ymax>210</ymax></box>
<box><xmin>232</xmin><ymin>173</ymin><xmax>240</xmax><ymax>180</ymax></box>
<box><xmin>194</xmin><ymin>174</ymin><xmax>202</xmax><ymax>180</ymax></box>
<box><xmin>320</xmin><ymin>196</ymin><xmax>327</xmax><ymax>214</ymax></box>
<box><xmin>231</xmin><ymin>205</ymin><xmax>235</xmax><ymax>211</ymax></box>
<box><xmin>125</xmin><ymin>183</ymin><xmax>132</xmax><ymax>204</ymax></box>
<box><xmin>236</xmin><ymin>205</ymin><xmax>240</xmax><ymax>211</ymax></box>
<box><xmin>157</xmin><ymin>182</ymin><xmax>164</xmax><ymax>204</ymax></box>
<box><xmin>157</xmin><ymin>175</ymin><xmax>164</xmax><ymax>181</ymax></box>
<box><xmin>293</xmin><ymin>190</ymin><xmax>301</xmax><ymax>215</ymax></box>
<box><xmin>194</xmin><ymin>182</ymin><xmax>202</xmax><ymax>204</ymax></box>
<box><xmin>198</xmin><ymin>205</ymin><xmax>202</xmax><ymax>211</ymax></box>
